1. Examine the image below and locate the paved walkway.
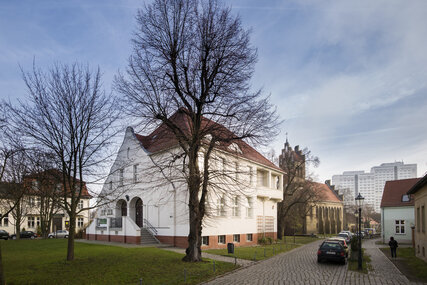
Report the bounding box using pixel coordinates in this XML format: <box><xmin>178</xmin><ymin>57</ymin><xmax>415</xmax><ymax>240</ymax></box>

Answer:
<box><xmin>202</xmin><ymin>238</ymin><xmax>427</xmax><ymax>285</ymax></box>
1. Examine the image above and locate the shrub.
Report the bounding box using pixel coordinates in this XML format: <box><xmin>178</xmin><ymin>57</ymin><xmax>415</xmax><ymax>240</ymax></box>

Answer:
<box><xmin>266</xmin><ymin>237</ymin><xmax>273</xmax><ymax>245</ymax></box>
<box><xmin>258</xmin><ymin>237</ymin><xmax>267</xmax><ymax>245</ymax></box>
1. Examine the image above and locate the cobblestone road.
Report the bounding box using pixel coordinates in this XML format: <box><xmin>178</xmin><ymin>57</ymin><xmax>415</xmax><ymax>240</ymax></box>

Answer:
<box><xmin>203</xmin><ymin>238</ymin><xmax>426</xmax><ymax>285</ymax></box>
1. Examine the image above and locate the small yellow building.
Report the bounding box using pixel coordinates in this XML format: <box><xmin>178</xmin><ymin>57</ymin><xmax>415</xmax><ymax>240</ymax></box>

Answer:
<box><xmin>407</xmin><ymin>174</ymin><xmax>427</xmax><ymax>261</ymax></box>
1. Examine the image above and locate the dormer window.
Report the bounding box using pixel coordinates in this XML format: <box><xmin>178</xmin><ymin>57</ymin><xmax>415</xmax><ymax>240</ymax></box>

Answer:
<box><xmin>228</xmin><ymin>143</ymin><xmax>242</xmax><ymax>154</ymax></box>
<box><xmin>402</xmin><ymin>195</ymin><xmax>410</xmax><ymax>202</ymax></box>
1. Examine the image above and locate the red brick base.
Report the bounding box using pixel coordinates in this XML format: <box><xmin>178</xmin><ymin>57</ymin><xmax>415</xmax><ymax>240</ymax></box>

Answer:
<box><xmin>86</xmin><ymin>234</ymin><xmax>141</xmax><ymax>244</ymax></box>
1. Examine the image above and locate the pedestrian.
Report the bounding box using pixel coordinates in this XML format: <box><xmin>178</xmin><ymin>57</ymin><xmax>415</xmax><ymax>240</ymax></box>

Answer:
<box><xmin>389</xmin><ymin>236</ymin><xmax>398</xmax><ymax>258</ymax></box>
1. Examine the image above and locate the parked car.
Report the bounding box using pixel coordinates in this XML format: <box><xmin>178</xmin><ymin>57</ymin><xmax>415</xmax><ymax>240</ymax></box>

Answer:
<box><xmin>355</xmin><ymin>231</ymin><xmax>365</xmax><ymax>239</ymax></box>
<box><xmin>317</xmin><ymin>240</ymin><xmax>346</xmax><ymax>265</ymax></box>
<box><xmin>337</xmin><ymin>232</ymin><xmax>351</xmax><ymax>244</ymax></box>
<box><xmin>10</xmin><ymin>231</ymin><xmax>37</xmax><ymax>239</ymax></box>
<box><xmin>48</xmin><ymin>230</ymin><xmax>69</xmax><ymax>239</ymax></box>
<box><xmin>327</xmin><ymin>237</ymin><xmax>349</xmax><ymax>257</ymax></box>
<box><xmin>0</xmin><ymin>229</ymin><xmax>9</xmax><ymax>240</ymax></box>
<box><xmin>340</xmin><ymin>231</ymin><xmax>353</xmax><ymax>238</ymax></box>
<box><xmin>364</xmin><ymin>228</ymin><xmax>375</xmax><ymax>238</ymax></box>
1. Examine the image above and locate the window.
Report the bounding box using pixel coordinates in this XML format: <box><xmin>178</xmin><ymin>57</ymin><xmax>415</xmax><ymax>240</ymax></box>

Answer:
<box><xmin>36</xmin><ymin>217</ymin><xmax>40</xmax><ymax>227</ymax></box>
<box><xmin>101</xmin><ymin>209</ymin><xmax>106</xmax><ymax>216</ymax></box>
<box><xmin>119</xmin><ymin>169</ymin><xmax>124</xmax><ymax>187</ymax></box>
<box><xmin>395</xmin><ymin>220</ymin><xmax>405</xmax><ymax>234</ymax></box>
<box><xmin>28</xmin><ymin>217</ymin><xmax>35</xmax><ymax>228</ymax></box>
<box><xmin>423</xmin><ymin>206</ymin><xmax>425</xmax><ymax>233</ymax></box>
<box><xmin>248</xmin><ymin>166</ymin><xmax>253</xmax><ymax>185</ymax></box>
<box><xmin>202</xmin><ymin>236</ymin><xmax>209</xmax><ymax>246</ymax></box>
<box><xmin>246</xmin><ymin>197</ymin><xmax>253</xmax><ymax>218</ymax></box>
<box><xmin>217</xmin><ymin>196</ymin><xmax>225</xmax><ymax>216</ymax></box>
<box><xmin>36</xmin><ymin>197</ymin><xmax>41</xmax><ymax>207</ymax></box>
<box><xmin>78</xmin><ymin>200</ymin><xmax>84</xmax><ymax>210</ymax></box>
<box><xmin>133</xmin><ymin>164</ymin><xmax>138</xmax><ymax>183</ymax></box>
<box><xmin>29</xmin><ymin>197</ymin><xmax>35</xmax><ymax>207</ymax></box>
<box><xmin>232</xmin><ymin>196</ymin><xmax>239</xmax><ymax>217</ymax></box>
<box><xmin>418</xmin><ymin>207</ymin><xmax>421</xmax><ymax>232</ymax></box>
<box><xmin>246</xmin><ymin>234</ymin><xmax>253</xmax><ymax>242</ymax></box>
<box><xmin>32</xmin><ymin>180</ymin><xmax>39</xmax><ymax>190</ymax></box>
<box><xmin>218</xmin><ymin>235</ymin><xmax>225</xmax><ymax>244</ymax></box>
<box><xmin>107</xmin><ymin>209</ymin><xmax>113</xmax><ymax>216</ymax></box>
<box><xmin>233</xmin><ymin>234</ymin><xmax>240</xmax><ymax>243</ymax></box>
<box><xmin>401</xmin><ymin>195</ymin><xmax>410</xmax><ymax>202</ymax></box>
<box><xmin>1</xmin><ymin>215</ymin><xmax>8</xmax><ymax>227</ymax></box>
<box><xmin>77</xmin><ymin>218</ymin><xmax>84</xmax><ymax>228</ymax></box>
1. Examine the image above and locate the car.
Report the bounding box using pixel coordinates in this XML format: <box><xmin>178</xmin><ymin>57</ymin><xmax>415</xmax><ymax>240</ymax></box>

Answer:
<box><xmin>10</xmin><ymin>231</ymin><xmax>37</xmax><ymax>239</ymax></box>
<box><xmin>337</xmin><ymin>232</ymin><xmax>351</xmax><ymax>243</ymax></box>
<box><xmin>356</xmin><ymin>231</ymin><xmax>365</xmax><ymax>239</ymax></box>
<box><xmin>48</xmin><ymin>230</ymin><xmax>69</xmax><ymax>239</ymax></box>
<box><xmin>317</xmin><ymin>240</ymin><xmax>346</xmax><ymax>265</ymax></box>
<box><xmin>327</xmin><ymin>237</ymin><xmax>349</xmax><ymax>257</ymax></box>
<box><xmin>340</xmin><ymin>231</ymin><xmax>353</xmax><ymax>238</ymax></box>
<box><xmin>0</xmin><ymin>229</ymin><xmax>9</xmax><ymax>240</ymax></box>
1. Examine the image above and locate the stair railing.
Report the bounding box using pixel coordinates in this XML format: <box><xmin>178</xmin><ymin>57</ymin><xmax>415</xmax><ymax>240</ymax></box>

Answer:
<box><xmin>143</xmin><ymin>218</ymin><xmax>158</xmax><ymax>235</ymax></box>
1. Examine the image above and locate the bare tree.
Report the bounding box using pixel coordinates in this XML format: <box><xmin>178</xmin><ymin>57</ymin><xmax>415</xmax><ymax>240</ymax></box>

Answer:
<box><xmin>277</xmin><ymin>141</ymin><xmax>320</xmax><ymax>239</ymax></box>
<box><xmin>8</xmin><ymin>62</ymin><xmax>120</xmax><ymax>261</ymax></box>
<box><xmin>115</xmin><ymin>0</ymin><xmax>279</xmax><ymax>262</ymax></box>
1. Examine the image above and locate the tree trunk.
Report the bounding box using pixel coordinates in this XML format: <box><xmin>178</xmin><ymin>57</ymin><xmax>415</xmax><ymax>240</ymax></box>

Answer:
<box><xmin>182</xmin><ymin>207</ymin><xmax>203</xmax><ymax>262</ymax></box>
<box><xmin>277</xmin><ymin>202</ymin><xmax>284</xmax><ymax>240</ymax></box>
<box><xmin>0</xmin><ymin>243</ymin><xmax>5</xmax><ymax>285</ymax></box>
<box><xmin>66</xmin><ymin>213</ymin><xmax>76</xmax><ymax>261</ymax></box>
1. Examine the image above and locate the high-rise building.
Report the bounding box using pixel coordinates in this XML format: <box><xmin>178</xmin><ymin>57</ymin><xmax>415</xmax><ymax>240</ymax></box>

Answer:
<box><xmin>332</xmin><ymin>162</ymin><xmax>417</xmax><ymax>212</ymax></box>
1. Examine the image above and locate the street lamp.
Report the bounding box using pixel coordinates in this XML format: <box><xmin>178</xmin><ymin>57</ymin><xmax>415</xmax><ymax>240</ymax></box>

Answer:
<box><xmin>355</xmin><ymin>193</ymin><xmax>365</xmax><ymax>270</ymax></box>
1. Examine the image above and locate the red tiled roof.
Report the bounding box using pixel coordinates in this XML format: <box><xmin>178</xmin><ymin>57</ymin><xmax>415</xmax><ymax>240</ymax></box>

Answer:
<box><xmin>380</xmin><ymin>178</ymin><xmax>421</xmax><ymax>208</ymax></box>
<box><xmin>134</xmin><ymin>109</ymin><xmax>283</xmax><ymax>172</ymax></box>
<box><xmin>311</xmin><ymin>182</ymin><xmax>342</xmax><ymax>203</ymax></box>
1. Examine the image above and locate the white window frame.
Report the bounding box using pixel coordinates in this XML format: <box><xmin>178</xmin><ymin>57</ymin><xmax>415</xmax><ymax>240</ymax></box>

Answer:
<box><xmin>395</xmin><ymin>220</ymin><xmax>405</xmax><ymax>234</ymax></box>
<box><xmin>246</xmin><ymin>233</ymin><xmax>253</xmax><ymax>242</ymax></box>
<box><xmin>233</xmin><ymin>234</ymin><xmax>240</xmax><ymax>243</ymax></box>
<box><xmin>77</xmin><ymin>217</ymin><xmax>84</xmax><ymax>228</ymax></box>
<box><xmin>246</xmin><ymin>197</ymin><xmax>253</xmax><ymax>218</ymax></box>
<box><xmin>218</xmin><ymin>235</ymin><xmax>226</xmax><ymax>244</ymax></box>
<box><xmin>27</xmin><ymin>216</ymin><xmax>35</xmax><ymax>228</ymax></box>
<box><xmin>78</xmin><ymin>200</ymin><xmax>84</xmax><ymax>210</ymax></box>
<box><xmin>217</xmin><ymin>196</ymin><xmax>225</xmax><ymax>216</ymax></box>
<box><xmin>202</xmin><ymin>236</ymin><xmax>209</xmax><ymax>246</ymax></box>
<box><xmin>232</xmin><ymin>196</ymin><xmax>239</xmax><ymax>217</ymax></box>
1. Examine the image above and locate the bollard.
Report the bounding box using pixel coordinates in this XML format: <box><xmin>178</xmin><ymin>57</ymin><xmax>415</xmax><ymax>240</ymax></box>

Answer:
<box><xmin>184</xmin><ymin>268</ymin><xmax>187</xmax><ymax>283</ymax></box>
<box><xmin>213</xmin><ymin>260</ymin><xmax>216</xmax><ymax>273</ymax></box>
<box><xmin>139</xmin><ymin>278</ymin><xmax>142</xmax><ymax>285</ymax></box>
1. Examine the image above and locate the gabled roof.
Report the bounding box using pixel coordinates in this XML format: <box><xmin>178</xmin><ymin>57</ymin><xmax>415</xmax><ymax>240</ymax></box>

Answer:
<box><xmin>380</xmin><ymin>178</ymin><xmax>420</xmax><ymax>208</ymax></box>
<box><xmin>134</xmin><ymin>109</ymin><xmax>283</xmax><ymax>172</ymax></box>
<box><xmin>311</xmin><ymin>182</ymin><xmax>342</xmax><ymax>203</ymax></box>
<box><xmin>407</xmin><ymin>173</ymin><xmax>427</xmax><ymax>195</ymax></box>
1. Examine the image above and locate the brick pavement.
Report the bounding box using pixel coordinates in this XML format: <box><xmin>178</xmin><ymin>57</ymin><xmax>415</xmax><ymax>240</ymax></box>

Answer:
<box><xmin>203</xmin><ymin>238</ymin><xmax>427</xmax><ymax>285</ymax></box>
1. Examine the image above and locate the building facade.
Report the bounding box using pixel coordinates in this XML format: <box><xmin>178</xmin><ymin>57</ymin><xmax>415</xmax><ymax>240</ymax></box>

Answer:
<box><xmin>86</xmin><ymin>110</ymin><xmax>284</xmax><ymax>248</ymax></box>
<box><xmin>332</xmin><ymin>162</ymin><xmax>417</xmax><ymax>212</ymax></box>
<box><xmin>380</xmin><ymin>178</ymin><xmax>419</xmax><ymax>244</ymax></box>
<box><xmin>407</xmin><ymin>174</ymin><xmax>427</xmax><ymax>262</ymax></box>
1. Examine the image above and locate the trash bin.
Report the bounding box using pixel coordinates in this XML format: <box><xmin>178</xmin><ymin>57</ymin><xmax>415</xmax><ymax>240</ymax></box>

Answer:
<box><xmin>227</xmin><ymin>242</ymin><xmax>234</xmax><ymax>254</ymax></box>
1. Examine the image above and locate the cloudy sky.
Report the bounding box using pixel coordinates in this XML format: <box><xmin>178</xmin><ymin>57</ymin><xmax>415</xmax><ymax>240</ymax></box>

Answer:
<box><xmin>1</xmin><ymin>0</ymin><xmax>426</xmax><ymax>182</ymax></box>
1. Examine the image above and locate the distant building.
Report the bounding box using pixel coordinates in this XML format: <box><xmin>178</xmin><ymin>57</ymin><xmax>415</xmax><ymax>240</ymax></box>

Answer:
<box><xmin>332</xmin><ymin>162</ymin><xmax>417</xmax><ymax>212</ymax></box>
<box><xmin>407</xmin><ymin>173</ymin><xmax>427</xmax><ymax>262</ymax></box>
<box><xmin>380</xmin><ymin>178</ymin><xmax>420</xmax><ymax>244</ymax></box>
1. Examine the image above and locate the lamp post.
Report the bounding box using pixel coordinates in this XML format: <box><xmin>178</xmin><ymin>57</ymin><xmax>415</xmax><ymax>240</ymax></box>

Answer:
<box><xmin>355</xmin><ymin>193</ymin><xmax>365</xmax><ymax>270</ymax></box>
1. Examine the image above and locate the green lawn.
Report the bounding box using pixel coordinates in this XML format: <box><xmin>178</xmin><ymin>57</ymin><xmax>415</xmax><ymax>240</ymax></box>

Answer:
<box><xmin>380</xmin><ymin>247</ymin><xmax>427</xmax><ymax>282</ymax></box>
<box><xmin>206</xmin><ymin>236</ymin><xmax>318</xmax><ymax>261</ymax></box>
<box><xmin>1</xmin><ymin>239</ymin><xmax>236</xmax><ymax>285</ymax></box>
<box><xmin>348</xmin><ymin>249</ymin><xmax>372</xmax><ymax>274</ymax></box>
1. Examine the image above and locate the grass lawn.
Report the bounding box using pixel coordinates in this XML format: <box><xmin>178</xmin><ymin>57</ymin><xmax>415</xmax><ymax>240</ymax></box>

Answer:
<box><xmin>205</xmin><ymin>236</ymin><xmax>318</xmax><ymax>261</ymax></box>
<box><xmin>1</xmin><ymin>239</ymin><xmax>236</xmax><ymax>285</ymax></box>
<box><xmin>347</xmin><ymin>249</ymin><xmax>372</xmax><ymax>274</ymax></box>
<box><xmin>380</xmin><ymin>247</ymin><xmax>427</xmax><ymax>283</ymax></box>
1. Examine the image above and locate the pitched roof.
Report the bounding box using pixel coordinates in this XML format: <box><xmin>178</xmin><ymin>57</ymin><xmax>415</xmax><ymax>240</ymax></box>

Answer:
<box><xmin>407</xmin><ymin>173</ymin><xmax>427</xmax><ymax>195</ymax></box>
<box><xmin>311</xmin><ymin>182</ymin><xmax>342</xmax><ymax>203</ymax></box>
<box><xmin>380</xmin><ymin>178</ymin><xmax>421</xmax><ymax>208</ymax></box>
<box><xmin>134</xmin><ymin>109</ymin><xmax>283</xmax><ymax>172</ymax></box>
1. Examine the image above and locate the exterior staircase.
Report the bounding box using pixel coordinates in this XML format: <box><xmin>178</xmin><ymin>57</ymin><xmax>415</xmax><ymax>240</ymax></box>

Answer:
<box><xmin>140</xmin><ymin>225</ymin><xmax>160</xmax><ymax>245</ymax></box>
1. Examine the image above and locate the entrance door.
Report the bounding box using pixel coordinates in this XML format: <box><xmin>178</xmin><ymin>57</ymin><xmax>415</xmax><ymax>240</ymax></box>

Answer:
<box><xmin>121</xmin><ymin>201</ymin><xmax>127</xmax><ymax>216</ymax></box>
<box><xmin>53</xmin><ymin>217</ymin><xmax>62</xmax><ymax>231</ymax></box>
<box><xmin>135</xmin><ymin>198</ymin><xmax>143</xmax><ymax>227</ymax></box>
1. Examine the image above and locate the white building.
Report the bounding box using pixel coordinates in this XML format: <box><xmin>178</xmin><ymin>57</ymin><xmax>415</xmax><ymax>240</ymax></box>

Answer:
<box><xmin>380</xmin><ymin>178</ymin><xmax>420</xmax><ymax>244</ymax></box>
<box><xmin>332</xmin><ymin>162</ymin><xmax>417</xmax><ymax>212</ymax></box>
<box><xmin>86</xmin><ymin>110</ymin><xmax>284</xmax><ymax>249</ymax></box>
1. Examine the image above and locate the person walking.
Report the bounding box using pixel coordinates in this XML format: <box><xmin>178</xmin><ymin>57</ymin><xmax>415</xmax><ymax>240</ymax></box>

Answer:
<box><xmin>389</xmin><ymin>236</ymin><xmax>398</xmax><ymax>258</ymax></box>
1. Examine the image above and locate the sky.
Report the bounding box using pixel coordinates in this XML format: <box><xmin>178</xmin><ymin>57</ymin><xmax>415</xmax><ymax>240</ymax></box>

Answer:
<box><xmin>1</xmin><ymin>0</ymin><xmax>426</xmax><ymax>183</ymax></box>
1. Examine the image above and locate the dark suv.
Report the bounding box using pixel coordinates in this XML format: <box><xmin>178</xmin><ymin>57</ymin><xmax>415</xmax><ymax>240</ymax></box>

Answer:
<box><xmin>0</xmin><ymin>229</ymin><xmax>9</xmax><ymax>240</ymax></box>
<box><xmin>10</xmin><ymin>231</ymin><xmax>37</xmax><ymax>239</ymax></box>
<box><xmin>317</xmin><ymin>240</ymin><xmax>346</xmax><ymax>265</ymax></box>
